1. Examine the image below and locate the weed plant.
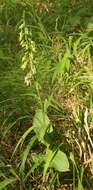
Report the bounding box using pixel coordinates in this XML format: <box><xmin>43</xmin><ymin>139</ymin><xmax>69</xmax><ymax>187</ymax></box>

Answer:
<box><xmin>0</xmin><ymin>0</ymin><xmax>93</xmax><ymax>190</ymax></box>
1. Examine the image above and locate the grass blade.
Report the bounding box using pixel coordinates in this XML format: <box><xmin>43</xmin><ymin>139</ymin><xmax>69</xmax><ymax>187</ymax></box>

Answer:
<box><xmin>12</xmin><ymin>126</ymin><xmax>34</xmax><ymax>157</ymax></box>
<box><xmin>19</xmin><ymin>135</ymin><xmax>37</xmax><ymax>177</ymax></box>
<box><xmin>0</xmin><ymin>178</ymin><xmax>16</xmax><ymax>190</ymax></box>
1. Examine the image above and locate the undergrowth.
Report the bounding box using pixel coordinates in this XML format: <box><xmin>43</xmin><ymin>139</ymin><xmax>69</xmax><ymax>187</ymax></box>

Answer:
<box><xmin>0</xmin><ymin>0</ymin><xmax>93</xmax><ymax>190</ymax></box>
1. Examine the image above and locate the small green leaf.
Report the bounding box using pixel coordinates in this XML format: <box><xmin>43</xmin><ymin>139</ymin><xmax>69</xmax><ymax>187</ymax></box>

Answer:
<box><xmin>51</xmin><ymin>150</ymin><xmax>69</xmax><ymax>172</ymax></box>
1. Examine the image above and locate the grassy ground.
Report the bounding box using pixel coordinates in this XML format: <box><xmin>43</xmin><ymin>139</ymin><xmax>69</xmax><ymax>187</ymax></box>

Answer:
<box><xmin>0</xmin><ymin>1</ymin><xmax>93</xmax><ymax>189</ymax></box>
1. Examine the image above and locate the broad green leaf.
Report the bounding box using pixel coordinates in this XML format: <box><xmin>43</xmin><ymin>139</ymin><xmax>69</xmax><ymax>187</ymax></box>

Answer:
<box><xmin>0</xmin><ymin>178</ymin><xmax>16</xmax><ymax>190</ymax></box>
<box><xmin>33</xmin><ymin>109</ymin><xmax>50</xmax><ymax>143</ymax></box>
<box><xmin>50</xmin><ymin>150</ymin><xmax>69</xmax><ymax>172</ymax></box>
<box><xmin>44</xmin><ymin>148</ymin><xmax>69</xmax><ymax>175</ymax></box>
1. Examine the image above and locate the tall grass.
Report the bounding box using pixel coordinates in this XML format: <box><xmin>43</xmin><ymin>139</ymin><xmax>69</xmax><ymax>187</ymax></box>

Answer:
<box><xmin>0</xmin><ymin>0</ymin><xmax>93</xmax><ymax>189</ymax></box>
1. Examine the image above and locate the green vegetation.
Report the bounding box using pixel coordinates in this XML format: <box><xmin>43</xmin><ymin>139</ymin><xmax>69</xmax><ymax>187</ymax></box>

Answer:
<box><xmin>0</xmin><ymin>0</ymin><xmax>93</xmax><ymax>189</ymax></box>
